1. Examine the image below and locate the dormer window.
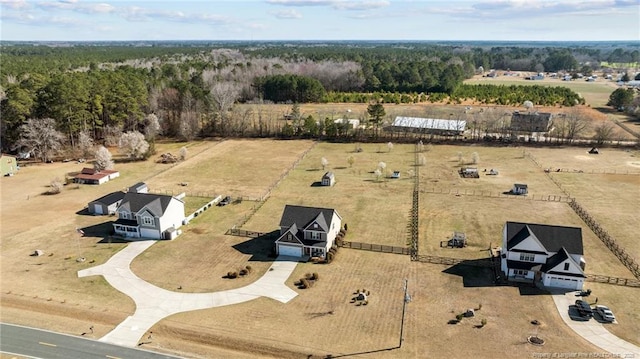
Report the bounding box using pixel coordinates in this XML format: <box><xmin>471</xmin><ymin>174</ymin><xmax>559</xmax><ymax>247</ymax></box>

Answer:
<box><xmin>564</xmin><ymin>262</ymin><xmax>570</xmax><ymax>271</ymax></box>
<box><xmin>313</xmin><ymin>223</ymin><xmax>318</xmax><ymax>228</ymax></box>
<box><xmin>287</xmin><ymin>233</ymin><xmax>292</xmax><ymax>240</ymax></box>
<box><xmin>142</xmin><ymin>216</ymin><xmax>154</xmax><ymax>226</ymax></box>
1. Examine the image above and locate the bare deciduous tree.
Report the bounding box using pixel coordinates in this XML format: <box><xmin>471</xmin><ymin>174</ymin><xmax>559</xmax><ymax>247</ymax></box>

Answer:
<box><xmin>387</xmin><ymin>142</ymin><xmax>393</xmax><ymax>152</ymax></box>
<box><xmin>378</xmin><ymin>161</ymin><xmax>386</xmax><ymax>172</ymax></box>
<box><xmin>144</xmin><ymin>113</ymin><xmax>161</xmax><ymax>141</ymax></box>
<box><xmin>471</xmin><ymin>152</ymin><xmax>480</xmax><ymax>164</ymax></box>
<box><xmin>94</xmin><ymin>145</ymin><xmax>114</xmax><ymax>171</ymax></box>
<box><xmin>16</xmin><ymin>118</ymin><xmax>65</xmax><ymax>163</ymax></box>
<box><xmin>593</xmin><ymin>122</ymin><xmax>616</xmax><ymax>145</ymax></box>
<box><xmin>118</xmin><ymin>131</ymin><xmax>149</xmax><ymax>160</ymax></box>
<box><xmin>373</xmin><ymin>168</ymin><xmax>382</xmax><ymax>182</ymax></box>
<box><xmin>347</xmin><ymin>155</ymin><xmax>355</xmax><ymax>167</ymax></box>
<box><xmin>417</xmin><ymin>140</ymin><xmax>424</xmax><ymax>152</ymax></box>
<box><xmin>418</xmin><ymin>153</ymin><xmax>426</xmax><ymax>166</ymax></box>
<box><xmin>179</xmin><ymin>146</ymin><xmax>188</xmax><ymax>161</ymax></box>
<box><xmin>48</xmin><ymin>177</ymin><xmax>63</xmax><ymax>195</ymax></box>
<box><xmin>103</xmin><ymin>125</ymin><xmax>123</xmax><ymax>147</ymax></box>
<box><xmin>77</xmin><ymin>130</ymin><xmax>94</xmax><ymax>158</ymax></box>
<box><xmin>179</xmin><ymin>110</ymin><xmax>200</xmax><ymax>141</ymax></box>
<box><xmin>321</xmin><ymin>157</ymin><xmax>328</xmax><ymax>170</ymax></box>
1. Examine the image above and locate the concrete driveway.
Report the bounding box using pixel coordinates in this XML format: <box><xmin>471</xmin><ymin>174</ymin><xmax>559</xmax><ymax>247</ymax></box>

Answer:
<box><xmin>551</xmin><ymin>290</ymin><xmax>640</xmax><ymax>357</ymax></box>
<box><xmin>78</xmin><ymin>240</ymin><xmax>298</xmax><ymax>347</ymax></box>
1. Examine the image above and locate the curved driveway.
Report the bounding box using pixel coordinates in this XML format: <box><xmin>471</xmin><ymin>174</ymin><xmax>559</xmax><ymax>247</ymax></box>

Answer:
<box><xmin>552</xmin><ymin>291</ymin><xmax>640</xmax><ymax>357</ymax></box>
<box><xmin>78</xmin><ymin>240</ymin><xmax>298</xmax><ymax>347</ymax></box>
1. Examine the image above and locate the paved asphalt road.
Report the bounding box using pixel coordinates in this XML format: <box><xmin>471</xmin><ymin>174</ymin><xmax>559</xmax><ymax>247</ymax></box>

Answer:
<box><xmin>0</xmin><ymin>323</ymin><xmax>182</xmax><ymax>359</ymax></box>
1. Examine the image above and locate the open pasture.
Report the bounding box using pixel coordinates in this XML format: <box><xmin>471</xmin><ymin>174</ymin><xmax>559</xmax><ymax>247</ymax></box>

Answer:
<box><xmin>146</xmin><ymin>139</ymin><xmax>316</xmax><ymax>199</ymax></box>
<box><xmin>243</xmin><ymin>142</ymin><xmax>416</xmax><ymax>247</ymax></box>
<box><xmin>2</xmin><ymin>139</ymin><xmax>639</xmax><ymax>358</ymax></box>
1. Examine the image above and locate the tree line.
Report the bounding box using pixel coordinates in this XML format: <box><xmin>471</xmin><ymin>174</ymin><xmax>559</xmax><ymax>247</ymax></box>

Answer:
<box><xmin>1</xmin><ymin>42</ymin><xmax>638</xmax><ymax>155</ymax></box>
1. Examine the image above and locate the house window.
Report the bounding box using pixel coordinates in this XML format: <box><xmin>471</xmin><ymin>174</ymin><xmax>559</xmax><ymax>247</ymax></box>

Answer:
<box><xmin>142</xmin><ymin>217</ymin><xmax>154</xmax><ymax>226</ymax></box>
<box><xmin>120</xmin><ymin>212</ymin><xmax>129</xmax><ymax>219</ymax></box>
<box><xmin>564</xmin><ymin>262</ymin><xmax>570</xmax><ymax>271</ymax></box>
<box><xmin>519</xmin><ymin>253</ymin><xmax>535</xmax><ymax>262</ymax></box>
<box><xmin>514</xmin><ymin>269</ymin><xmax>528</xmax><ymax>277</ymax></box>
<box><xmin>310</xmin><ymin>231</ymin><xmax>321</xmax><ymax>240</ymax></box>
<box><xmin>287</xmin><ymin>233</ymin><xmax>292</xmax><ymax>241</ymax></box>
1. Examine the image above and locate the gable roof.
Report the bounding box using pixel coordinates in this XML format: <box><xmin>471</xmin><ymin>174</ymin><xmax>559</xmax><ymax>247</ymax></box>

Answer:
<box><xmin>392</xmin><ymin>116</ymin><xmax>466</xmax><ymax>131</ymax></box>
<box><xmin>128</xmin><ymin>182</ymin><xmax>148</xmax><ymax>193</ymax></box>
<box><xmin>75</xmin><ymin>167</ymin><xmax>119</xmax><ymax>181</ymax></box>
<box><xmin>505</xmin><ymin>222</ymin><xmax>583</xmax><ymax>255</ymax></box>
<box><xmin>91</xmin><ymin>191</ymin><xmax>126</xmax><ymax>205</ymax></box>
<box><xmin>117</xmin><ymin>192</ymin><xmax>180</xmax><ymax>217</ymax></box>
<box><xmin>279</xmin><ymin>205</ymin><xmax>339</xmax><ymax>231</ymax></box>
<box><xmin>541</xmin><ymin>247</ymin><xmax>585</xmax><ymax>276</ymax></box>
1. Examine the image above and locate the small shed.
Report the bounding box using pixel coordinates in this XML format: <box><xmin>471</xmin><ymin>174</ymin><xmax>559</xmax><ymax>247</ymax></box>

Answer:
<box><xmin>459</xmin><ymin>167</ymin><xmax>479</xmax><ymax>178</ymax></box>
<box><xmin>1</xmin><ymin>154</ymin><xmax>18</xmax><ymax>177</ymax></box>
<box><xmin>390</xmin><ymin>171</ymin><xmax>401</xmax><ymax>179</ymax></box>
<box><xmin>128</xmin><ymin>182</ymin><xmax>149</xmax><ymax>193</ymax></box>
<box><xmin>588</xmin><ymin>147</ymin><xmax>599</xmax><ymax>154</ymax></box>
<box><xmin>321</xmin><ymin>172</ymin><xmax>335</xmax><ymax>186</ymax></box>
<box><xmin>74</xmin><ymin>167</ymin><xmax>120</xmax><ymax>185</ymax></box>
<box><xmin>512</xmin><ymin>183</ymin><xmax>528</xmax><ymax>195</ymax></box>
<box><xmin>442</xmin><ymin>232</ymin><xmax>467</xmax><ymax>248</ymax></box>
<box><xmin>88</xmin><ymin>191</ymin><xmax>126</xmax><ymax>215</ymax></box>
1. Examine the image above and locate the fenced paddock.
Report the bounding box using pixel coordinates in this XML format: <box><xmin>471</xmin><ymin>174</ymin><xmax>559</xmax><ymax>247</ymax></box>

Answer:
<box><xmin>422</xmin><ymin>187</ymin><xmax>570</xmax><ymax>202</ymax></box>
<box><xmin>340</xmin><ymin>240</ymin><xmax>410</xmax><ymax>255</ymax></box>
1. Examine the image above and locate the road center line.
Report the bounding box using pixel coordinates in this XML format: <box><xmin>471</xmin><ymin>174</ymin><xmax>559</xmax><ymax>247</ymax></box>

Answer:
<box><xmin>38</xmin><ymin>342</ymin><xmax>57</xmax><ymax>347</ymax></box>
<box><xmin>106</xmin><ymin>355</ymin><xmax>122</xmax><ymax>359</ymax></box>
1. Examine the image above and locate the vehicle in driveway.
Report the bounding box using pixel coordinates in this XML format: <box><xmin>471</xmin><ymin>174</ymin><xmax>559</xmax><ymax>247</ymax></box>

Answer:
<box><xmin>217</xmin><ymin>196</ymin><xmax>231</xmax><ymax>206</ymax></box>
<box><xmin>575</xmin><ymin>299</ymin><xmax>593</xmax><ymax>317</ymax></box>
<box><xmin>594</xmin><ymin>305</ymin><xmax>615</xmax><ymax>322</ymax></box>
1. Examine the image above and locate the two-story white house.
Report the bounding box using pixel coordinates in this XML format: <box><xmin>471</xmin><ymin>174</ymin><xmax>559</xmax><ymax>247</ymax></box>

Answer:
<box><xmin>500</xmin><ymin>221</ymin><xmax>586</xmax><ymax>290</ymax></box>
<box><xmin>275</xmin><ymin>205</ymin><xmax>342</xmax><ymax>259</ymax></box>
<box><xmin>113</xmin><ymin>192</ymin><xmax>185</xmax><ymax>240</ymax></box>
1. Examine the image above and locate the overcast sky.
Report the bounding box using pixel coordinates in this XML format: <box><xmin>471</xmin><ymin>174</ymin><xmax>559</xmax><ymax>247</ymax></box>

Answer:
<box><xmin>1</xmin><ymin>0</ymin><xmax>639</xmax><ymax>42</ymax></box>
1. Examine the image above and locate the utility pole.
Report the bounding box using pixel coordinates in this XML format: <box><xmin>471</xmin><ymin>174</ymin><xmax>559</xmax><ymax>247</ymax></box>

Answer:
<box><xmin>399</xmin><ymin>278</ymin><xmax>411</xmax><ymax>348</ymax></box>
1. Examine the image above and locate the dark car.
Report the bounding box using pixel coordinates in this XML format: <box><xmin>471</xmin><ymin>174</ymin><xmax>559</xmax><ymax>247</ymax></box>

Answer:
<box><xmin>575</xmin><ymin>299</ymin><xmax>593</xmax><ymax>317</ymax></box>
<box><xmin>217</xmin><ymin>196</ymin><xmax>231</xmax><ymax>206</ymax></box>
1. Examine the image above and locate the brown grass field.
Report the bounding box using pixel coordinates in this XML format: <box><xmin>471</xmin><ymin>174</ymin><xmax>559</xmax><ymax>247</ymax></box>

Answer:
<box><xmin>1</xmin><ymin>137</ymin><xmax>639</xmax><ymax>358</ymax></box>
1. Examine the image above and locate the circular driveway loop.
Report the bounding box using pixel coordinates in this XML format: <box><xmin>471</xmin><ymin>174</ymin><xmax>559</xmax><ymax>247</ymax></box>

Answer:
<box><xmin>78</xmin><ymin>240</ymin><xmax>298</xmax><ymax>347</ymax></box>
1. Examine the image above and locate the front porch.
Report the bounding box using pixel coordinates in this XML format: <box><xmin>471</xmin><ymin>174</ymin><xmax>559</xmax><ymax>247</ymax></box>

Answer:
<box><xmin>113</xmin><ymin>219</ymin><xmax>140</xmax><ymax>238</ymax></box>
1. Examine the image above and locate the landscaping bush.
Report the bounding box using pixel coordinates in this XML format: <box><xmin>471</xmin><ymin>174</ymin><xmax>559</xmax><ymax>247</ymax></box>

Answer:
<box><xmin>227</xmin><ymin>271</ymin><xmax>238</xmax><ymax>279</ymax></box>
<box><xmin>312</xmin><ymin>272</ymin><xmax>319</xmax><ymax>280</ymax></box>
<box><xmin>481</xmin><ymin>318</ymin><xmax>487</xmax><ymax>327</ymax></box>
<box><xmin>245</xmin><ymin>265</ymin><xmax>252</xmax><ymax>273</ymax></box>
<box><xmin>300</xmin><ymin>279</ymin><xmax>310</xmax><ymax>289</ymax></box>
<box><xmin>239</xmin><ymin>269</ymin><xmax>248</xmax><ymax>276</ymax></box>
<box><xmin>456</xmin><ymin>314</ymin><xmax>463</xmax><ymax>321</ymax></box>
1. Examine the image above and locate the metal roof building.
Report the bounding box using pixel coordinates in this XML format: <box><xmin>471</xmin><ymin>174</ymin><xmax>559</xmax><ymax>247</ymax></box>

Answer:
<box><xmin>389</xmin><ymin>116</ymin><xmax>467</xmax><ymax>135</ymax></box>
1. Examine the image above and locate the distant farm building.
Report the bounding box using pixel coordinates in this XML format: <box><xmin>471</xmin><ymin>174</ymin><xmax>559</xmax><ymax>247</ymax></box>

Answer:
<box><xmin>509</xmin><ymin>112</ymin><xmax>553</xmax><ymax>133</ymax></box>
<box><xmin>1</xmin><ymin>154</ymin><xmax>18</xmax><ymax>177</ymax></box>
<box><xmin>389</xmin><ymin>116</ymin><xmax>467</xmax><ymax>136</ymax></box>
<box><xmin>321</xmin><ymin>172</ymin><xmax>335</xmax><ymax>186</ymax></box>
<box><xmin>511</xmin><ymin>183</ymin><xmax>528</xmax><ymax>195</ymax></box>
<box><xmin>459</xmin><ymin>167</ymin><xmax>479</xmax><ymax>178</ymax></box>
<box><xmin>73</xmin><ymin>167</ymin><xmax>120</xmax><ymax>185</ymax></box>
<box><xmin>334</xmin><ymin>118</ymin><xmax>361</xmax><ymax>130</ymax></box>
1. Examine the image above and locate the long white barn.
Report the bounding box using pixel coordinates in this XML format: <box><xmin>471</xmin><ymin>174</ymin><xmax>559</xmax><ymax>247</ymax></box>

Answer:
<box><xmin>390</xmin><ymin>116</ymin><xmax>467</xmax><ymax>136</ymax></box>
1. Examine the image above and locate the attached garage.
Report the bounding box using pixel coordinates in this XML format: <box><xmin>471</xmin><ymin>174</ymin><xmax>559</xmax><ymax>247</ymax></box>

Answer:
<box><xmin>544</xmin><ymin>275</ymin><xmax>583</xmax><ymax>290</ymax></box>
<box><xmin>278</xmin><ymin>244</ymin><xmax>302</xmax><ymax>257</ymax></box>
<box><xmin>140</xmin><ymin>227</ymin><xmax>160</xmax><ymax>239</ymax></box>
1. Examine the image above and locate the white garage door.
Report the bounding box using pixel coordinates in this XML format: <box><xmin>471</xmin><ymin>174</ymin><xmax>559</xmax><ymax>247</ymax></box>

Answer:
<box><xmin>93</xmin><ymin>204</ymin><xmax>103</xmax><ymax>215</ymax></box>
<box><xmin>279</xmin><ymin>244</ymin><xmax>302</xmax><ymax>257</ymax></box>
<box><xmin>548</xmin><ymin>276</ymin><xmax>579</xmax><ymax>290</ymax></box>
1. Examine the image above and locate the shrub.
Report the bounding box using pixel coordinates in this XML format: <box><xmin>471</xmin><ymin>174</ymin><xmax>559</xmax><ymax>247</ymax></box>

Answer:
<box><xmin>239</xmin><ymin>269</ymin><xmax>248</xmax><ymax>276</ymax></box>
<box><xmin>227</xmin><ymin>271</ymin><xmax>238</xmax><ymax>279</ymax></box>
<box><xmin>245</xmin><ymin>265</ymin><xmax>252</xmax><ymax>273</ymax></box>
<box><xmin>305</xmin><ymin>273</ymin><xmax>312</xmax><ymax>280</ymax></box>
<box><xmin>456</xmin><ymin>314</ymin><xmax>463</xmax><ymax>321</ymax></box>
<box><xmin>481</xmin><ymin>318</ymin><xmax>487</xmax><ymax>327</ymax></box>
<box><xmin>477</xmin><ymin>303</ymin><xmax>482</xmax><ymax>311</ymax></box>
<box><xmin>312</xmin><ymin>272</ymin><xmax>319</xmax><ymax>280</ymax></box>
<box><xmin>301</xmin><ymin>279</ymin><xmax>310</xmax><ymax>289</ymax></box>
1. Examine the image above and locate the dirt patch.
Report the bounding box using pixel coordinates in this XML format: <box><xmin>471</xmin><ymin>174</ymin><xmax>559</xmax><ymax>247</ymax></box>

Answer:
<box><xmin>626</xmin><ymin>161</ymin><xmax>640</xmax><ymax>168</ymax></box>
<box><xmin>574</xmin><ymin>155</ymin><xmax>595</xmax><ymax>161</ymax></box>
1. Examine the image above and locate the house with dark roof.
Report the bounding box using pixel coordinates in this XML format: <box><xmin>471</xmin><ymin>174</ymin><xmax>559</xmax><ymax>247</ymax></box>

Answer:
<box><xmin>275</xmin><ymin>205</ymin><xmax>342</xmax><ymax>259</ymax></box>
<box><xmin>113</xmin><ymin>192</ymin><xmax>185</xmax><ymax>240</ymax></box>
<box><xmin>73</xmin><ymin>167</ymin><xmax>120</xmax><ymax>185</ymax></box>
<box><xmin>88</xmin><ymin>191</ymin><xmax>126</xmax><ymax>215</ymax></box>
<box><xmin>500</xmin><ymin>221</ymin><xmax>586</xmax><ymax>290</ymax></box>
<box><xmin>509</xmin><ymin>112</ymin><xmax>553</xmax><ymax>133</ymax></box>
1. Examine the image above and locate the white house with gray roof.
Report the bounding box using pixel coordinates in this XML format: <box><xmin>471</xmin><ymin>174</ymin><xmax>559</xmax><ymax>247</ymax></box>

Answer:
<box><xmin>500</xmin><ymin>221</ymin><xmax>586</xmax><ymax>290</ymax></box>
<box><xmin>275</xmin><ymin>205</ymin><xmax>342</xmax><ymax>259</ymax></box>
<box><xmin>113</xmin><ymin>192</ymin><xmax>185</xmax><ymax>240</ymax></box>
